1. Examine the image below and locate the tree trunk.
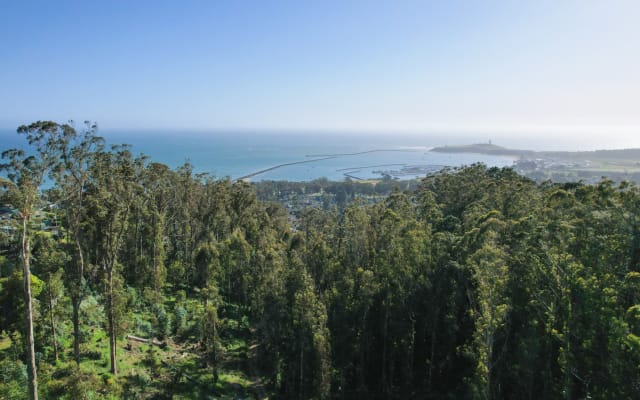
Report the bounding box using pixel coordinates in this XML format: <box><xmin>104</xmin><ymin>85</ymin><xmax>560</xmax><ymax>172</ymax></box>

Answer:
<box><xmin>75</xmin><ymin>232</ymin><xmax>85</xmax><ymax>286</ymax></box>
<box><xmin>72</xmin><ymin>298</ymin><xmax>81</xmax><ymax>365</ymax></box>
<box><xmin>47</xmin><ymin>275</ymin><xmax>59</xmax><ymax>363</ymax></box>
<box><xmin>563</xmin><ymin>306</ymin><xmax>572</xmax><ymax>400</ymax></box>
<box><xmin>428</xmin><ymin>317</ymin><xmax>438</xmax><ymax>387</ymax></box>
<box><xmin>126</xmin><ymin>335</ymin><xmax>165</xmax><ymax>346</ymax></box>
<box><xmin>107</xmin><ymin>266</ymin><xmax>118</xmax><ymax>377</ymax></box>
<box><xmin>357</xmin><ymin>308</ymin><xmax>369</xmax><ymax>394</ymax></box>
<box><xmin>486</xmin><ymin>333</ymin><xmax>493</xmax><ymax>400</ymax></box>
<box><xmin>153</xmin><ymin>232</ymin><xmax>158</xmax><ymax>294</ymax></box>
<box><xmin>381</xmin><ymin>305</ymin><xmax>389</xmax><ymax>396</ymax></box>
<box><xmin>299</xmin><ymin>339</ymin><xmax>304</xmax><ymax>400</ymax></box>
<box><xmin>406</xmin><ymin>315</ymin><xmax>415</xmax><ymax>392</ymax></box>
<box><xmin>72</xmin><ymin>234</ymin><xmax>84</xmax><ymax>365</ymax></box>
<box><xmin>212</xmin><ymin>317</ymin><xmax>218</xmax><ymax>384</ymax></box>
<box><xmin>22</xmin><ymin>218</ymin><xmax>38</xmax><ymax>400</ymax></box>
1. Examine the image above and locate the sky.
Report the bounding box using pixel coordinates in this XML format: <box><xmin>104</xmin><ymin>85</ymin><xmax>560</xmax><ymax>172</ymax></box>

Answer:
<box><xmin>0</xmin><ymin>0</ymin><xmax>639</xmax><ymax>144</ymax></box>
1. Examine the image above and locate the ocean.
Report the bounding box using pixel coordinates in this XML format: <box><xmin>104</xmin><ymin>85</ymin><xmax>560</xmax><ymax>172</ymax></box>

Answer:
<box><xmin>1</xmin><ymin>129</ymin><xmax>522</xmax><ymax>181</ymax></box>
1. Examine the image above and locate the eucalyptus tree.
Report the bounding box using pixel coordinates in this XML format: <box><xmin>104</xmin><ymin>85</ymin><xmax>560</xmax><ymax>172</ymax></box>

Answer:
<box><xmin>468</xmin><ymin>239</ymin><xmax>509</xmax><ymax>399</ymax></box>
<box><xmin>137</xmin><ymin>162</ymin><xmax>173</xmax><ymax>298</ymax></box>
<box><xmin>0</xmin><ymin>121</ymin><xmax>62</xmax><ymax>400</ymax></box>
<box><xmin>286</xmin><ymin>259</ymin><xmax>331</xmax><ymax>400</ymax></box>
<box><xmin>295</xmin><ymin>207</ymin><xmax>339</xmax><ymax>292</ymax></box>
<box><xmin>31</xmin><ymin>233</ymin><xmax>68</xmax><ymax>363</ymax></box>
<box><xmin>328</xmin><ymin>202</ymin><xmax>376</xmax><ymax>396</ymax></box>
<box><xmin>51</xmin><ymin>120</ymin><xmax>103</xmax><ymax>364</ymax></box>
<box><xmin>165</xmin><ymin>162</ymin><xmax>198</xmax><ymax>289</ymax></box>
<box><xmin>219</xmin><ymin>230</ymin><xmax>252</xmax><ymax>303</ymax></box>
<box><xmin>193</xmin><ymin>232</ymin><xmax>221</xmax><ymax>301</ymax></box>
<box><xmin>86</xmin><ymin>144</ymin><xmax>145</xmax><ymax>377</ymax></box>
<box><xmin>200</xmin><ymin>285</ymin><xmax>221</xmax><ymax>384</ymax></box>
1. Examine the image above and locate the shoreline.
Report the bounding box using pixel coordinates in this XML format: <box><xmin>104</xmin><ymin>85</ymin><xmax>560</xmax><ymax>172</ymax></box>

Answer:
<box><xmin>235</xmin><ymin>145</ymin><xmax>518</xmax><ymax>182</ymax></box>
<box><xmin>238</xmin><ymin>148</ymin><xmax>423</xmax><ymax>181</ymax></box>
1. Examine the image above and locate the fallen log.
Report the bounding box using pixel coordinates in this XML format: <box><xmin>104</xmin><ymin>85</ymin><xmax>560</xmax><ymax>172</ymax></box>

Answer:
<box><xmin>126</xmin><ymin>334</ymin><xmax>166</xmax><ymax>347</ymax></box>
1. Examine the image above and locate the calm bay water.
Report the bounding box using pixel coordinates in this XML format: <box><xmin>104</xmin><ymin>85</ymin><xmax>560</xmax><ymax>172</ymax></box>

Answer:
<box><xmin>100</xmin><ymin>131</ymin><xmax>517</xmax><ymax>181</ymax></box>
<box><xmin>2</xmin><ymin>129</ymin><xmax>518</xmax><ymax>181</ymax></box>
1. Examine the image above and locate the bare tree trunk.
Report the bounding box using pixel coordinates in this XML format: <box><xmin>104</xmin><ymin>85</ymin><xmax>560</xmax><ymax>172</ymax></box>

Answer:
<box><xmin>107</xmin><ymin>266</ymin><xmax>118</xmax><ymax>377</ymax></box>
<box><xmin>47</xmin><ymin>275</ymin><xmax>59</xmax><ymax>363</ymax></box>
<box><xmin>72</xmin><ymin>299</ymin><xmax>81</xmax><ymax>364</ymax></box>
<box><xmin>75</xmin><ymin>233</ymin><xmax>85</xmax><ymax>287</ymax></box>
<box><xmin>299</xmin><ymin>340</ymin><xmax>304</xmax><ymax>400</ymax></box>
<box><xmin>406</xmin><ymin>315</ymin><xmax>415</xmax><ymax>391</ymax></box>
<box><xmin>153</xmin><ymin>231</ymin><xmax>158</xmax><ymax>294</ymax></box>
<box><xmin>357</xmin><ymin>308</ymin><xmax>369</xmax><ymax>393</ymax></box>
<box><xmin>486</xmin><ymin>332</ymin><xmax>493</xmax><ymax>400</ymax></box>
<box><xmin>213</xmin><ymin>318</ymin><xmax>218</xmax><ymax>384</ymax></box>
<box><xmin>126</xmin><ymin>335</ymin><xmax>165</xmax><ymax>346</ymax></box>
<box><xmin>563</xmin><ymin>306</ymin><xmax>572</xmax><ymax>400</ymax></box>
<box><xmin>72</xmin><ymin>234</ymin><xmax>84</xmax><ymax>365</ymax></box>
<box><xmin>429</xmin><ymin>317</ymin><xmax>438</xmax><ymax>386</ymax></box>
<box><xmin>22</xmin><ymin>218</ymin><xmax>38</xmax><ymax>400</ymax></box>
<box><xmin>381</xmin><ymin>305</ymin><xmax>389</xmax><ymax>396</ymax></box>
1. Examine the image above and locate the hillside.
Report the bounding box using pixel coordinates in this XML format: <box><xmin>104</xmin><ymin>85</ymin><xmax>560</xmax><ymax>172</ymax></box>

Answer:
<box><xmin>2</xmin><ymin>125</ymin><xmax>640</xmax><ymax>399</ymax></box>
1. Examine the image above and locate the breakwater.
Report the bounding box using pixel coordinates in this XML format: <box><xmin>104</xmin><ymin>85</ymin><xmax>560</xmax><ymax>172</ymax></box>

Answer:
<box><xmin>306</xmin><ymin>149</ymin><xmax>420</xmax><ymax>157</ymax></box>
<box><xmin>236</xmin><ymin>156</ymin><xmax>337</xmax><ymax>181</ymax></box>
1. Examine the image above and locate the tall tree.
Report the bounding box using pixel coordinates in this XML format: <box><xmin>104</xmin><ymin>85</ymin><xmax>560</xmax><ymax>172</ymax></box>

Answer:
<box><xmin>201</xmin><ymin>286</ymin><xmax>221</xmax><ymax>384</ymax></box>
<box><xmin>31</xmin><ymin>233</ymin><xmax>68</xmax><ymax>363</ymax></box>
<box><xmin>86</xmin><ymin>145</ymin><xmax>143</xmax><ymax>376</ymax></box>
<box><xmin>51</xmin><ymin>121</ymin><xmax>103</xmax><ymax>365</ymax></box>
<box><xmin>145</xmin><ymin>163</ymin><xmax>172</xmax><ymax>299</ymax></box>
<box><xmin>0</xmin><ymin>121</ymin><xmax>61</xmax><ymax>400</ymax></box>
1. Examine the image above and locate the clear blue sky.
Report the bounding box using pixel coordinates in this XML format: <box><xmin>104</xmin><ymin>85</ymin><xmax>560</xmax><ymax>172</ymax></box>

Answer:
<box><xmin>1</xmin><ymin>1</ymin><xmax>639</xmax><ymax>141</ymax></box>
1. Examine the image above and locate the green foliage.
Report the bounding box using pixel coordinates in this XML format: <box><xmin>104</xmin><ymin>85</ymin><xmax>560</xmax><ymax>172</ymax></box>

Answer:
<box><xmin>174</xmin><ymin>305</ymin><xmax>187</xmax><ymax>337</ymax></box>
<box><xmin>4</xmin><ymin>123</ymin><xmax>640</xmax><ymax>399</ymax></box>
<box><xmin>152</xmin><ymin>304</ymin><xmax>171</xmax><ymax>340</ymax></box>
<box><xmin>60</xmin><ymin>367</ymin><xmax>102</xmax><ymax>400</ymax></box>
<box><xmin>0</xmin><ymin>271</ymin><xmax>44</xmax><ymax>333</ymax></box>
<box><xmin>0</xmin><ymin>358</ymin><xmax>29</xmax><ymax>400</ymax></box>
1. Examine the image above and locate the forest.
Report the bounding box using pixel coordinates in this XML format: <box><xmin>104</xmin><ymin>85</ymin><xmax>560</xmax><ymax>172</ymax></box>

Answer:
<box><xmin>1</xmin><ymin>121</ymin><xmax>640</xmax><ymax>399</ymax></box>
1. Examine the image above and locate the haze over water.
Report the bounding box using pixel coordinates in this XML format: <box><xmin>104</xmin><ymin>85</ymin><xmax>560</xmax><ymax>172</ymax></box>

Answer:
<box><xmin>4</xmin><ymin>128</ymin><xmax>631</xmax><ymax>182</ymax></box>
<box><xmin>82</xmin><ymin>130</ymin><xmax>520</xmax><ymax>181</ymax></box>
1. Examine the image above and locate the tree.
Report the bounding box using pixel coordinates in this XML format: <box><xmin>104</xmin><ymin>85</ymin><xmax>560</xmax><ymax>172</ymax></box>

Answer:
<box><xmin>141</xmin><ymin>162</ymin><xmax>173</xmax><ymax>299</ymax></box>
<box><xmin>51</xmin><ymin>121</ymin><xmax>102</xmax><ymax>365</ymax></box>
<box><xmin>468</xmin><ymin>242</ymin><xmax>509</xmax><ymax>399</ymax></box>
<box><xmin>31</xmin><ymin>233</ymin><xmax>68</xmax><ymax>363</ymax></box>
<box><xmin>0</xmin><ymin>121</ymin><xmax>63</xmax><ymax>400</ymax></box>
<box><xmin>201</xmin><ymin>297</ymin><xmax>220</xmax><ymax>384</ymax></box>
<box><xmin>86</xmin><ymin>145</ymin><xmax>144</xmax><ymax>376</ymax></box>
<box><xmin>288</xmin><ymin>262</ymin><xmax>331</xmax><ymax>399</ymax></box>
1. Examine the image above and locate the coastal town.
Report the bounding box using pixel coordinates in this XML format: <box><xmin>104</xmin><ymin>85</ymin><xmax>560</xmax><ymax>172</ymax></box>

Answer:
<box><xmin>432</xmin><ymin>143</ymin><xmax>640</xmax><ymax>184</ymax></box>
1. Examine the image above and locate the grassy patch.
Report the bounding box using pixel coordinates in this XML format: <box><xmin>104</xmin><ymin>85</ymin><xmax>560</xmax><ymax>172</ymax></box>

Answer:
<box><xmin>0</xmin><ymin>335</ymin><xmax>11</xmax><ymax>352</ymax></box>
<box><xmin>0</xmin><ymin>297</ymin><xmax>272</xmax><ymax>399</ymax></box>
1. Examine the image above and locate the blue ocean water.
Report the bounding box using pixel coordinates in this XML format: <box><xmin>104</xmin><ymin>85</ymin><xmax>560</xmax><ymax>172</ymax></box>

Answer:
<box><xmin>0</xmin><ymin>129</ymin><xmax>517</xmax><ymax>181</ymax></box>
<box><xmin>102</xmin><ymin>131</ymin><xmax>516</xmax><ymax>181</ymax></box>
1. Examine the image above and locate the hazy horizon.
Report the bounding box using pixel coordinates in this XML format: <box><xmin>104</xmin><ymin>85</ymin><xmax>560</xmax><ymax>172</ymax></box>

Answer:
<box><xmin>1</xmin><ymin>1</ymin><xmax>639</xmax><ymax>146</ymax></box>
<box><xmin>3</xmin><ymin>126</ymin><xmax>640</xmax><ymax>153</ymax></box>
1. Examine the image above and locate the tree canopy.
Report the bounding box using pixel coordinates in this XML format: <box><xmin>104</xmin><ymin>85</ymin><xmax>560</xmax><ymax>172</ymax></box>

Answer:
<box><xmin>1</xmin><ymin>123</ymin><xmax>639</xmax><ymax>399</ymax></box>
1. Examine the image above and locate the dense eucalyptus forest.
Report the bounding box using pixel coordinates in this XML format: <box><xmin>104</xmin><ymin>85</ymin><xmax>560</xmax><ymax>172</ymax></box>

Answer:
<box><xmin>1</xmin><ymin>122</ymin><xmax>640</xmax><ymax>399</ymax></box>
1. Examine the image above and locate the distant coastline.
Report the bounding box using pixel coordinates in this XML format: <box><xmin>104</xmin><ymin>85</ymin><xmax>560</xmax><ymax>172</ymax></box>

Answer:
<box><xmin>430</xmin><ymin>142</ymin><xmax>640</xmax><ymax>160</ymax></box>
<box><xmin>430</xmin><ymin>143</ymin><xmax>532</xmax><ymax>157</ymax></box>
<box><xmin>431</xmin><ymin>142</ymin><xmax>640</xmax><ymax>184</ymax></box>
